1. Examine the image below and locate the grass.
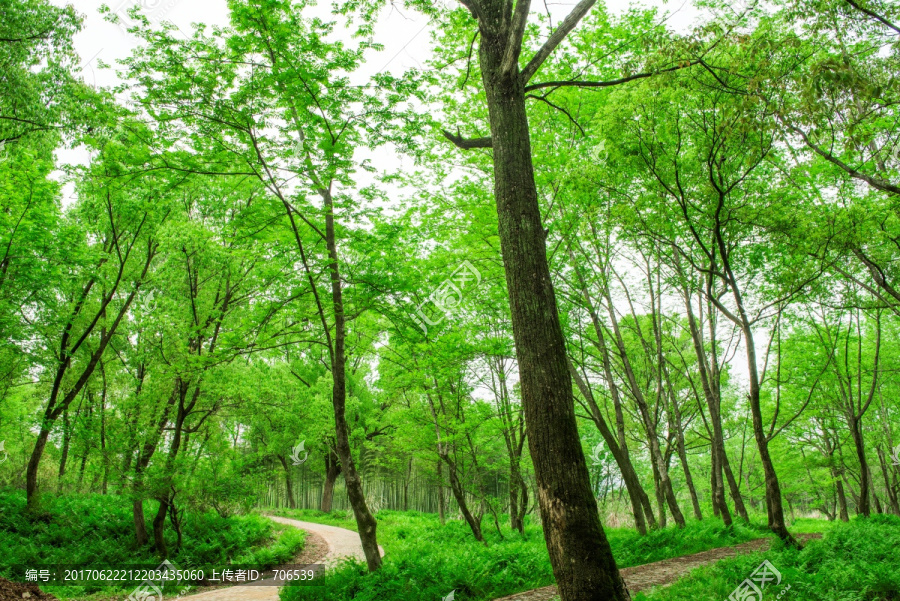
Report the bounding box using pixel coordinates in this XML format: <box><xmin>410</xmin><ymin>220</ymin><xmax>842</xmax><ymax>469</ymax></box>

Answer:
<box><xmin>634</xmin><ymin>514</ymin><xmax>900</xmax><ymax>601</ymax></box>
<box><xmin>271</xmin><ymin>508</ymin><xmax>781</xmax><ymax>601</ymax></box>
<box><xmin>0</xmin><ymin>490</ymin><xmax>306</xmax><ymax>599</ymax></box>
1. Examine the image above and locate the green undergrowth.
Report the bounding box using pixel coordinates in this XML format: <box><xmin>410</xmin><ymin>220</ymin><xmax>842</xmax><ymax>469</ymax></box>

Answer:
<box><xmin>0</xmin><ymin>490</ymin><xmax>305</xmax><ymax>599</ymax></box>
<box><xmin>635</xmin><ymin>515</ymin><xmax>900</xmax><ymax>601</ymax></box>
<box><xmin>272</xmin><ymin>508</ymin><xmax>777</xmax><ymax>601</ymax></box>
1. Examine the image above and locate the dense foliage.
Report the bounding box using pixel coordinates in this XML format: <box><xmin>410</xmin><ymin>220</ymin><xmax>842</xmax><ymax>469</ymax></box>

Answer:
<box><xmin>1</xmin><ymin>0</ymin><xmax>898</xmax><ymax>598</ymax></box>
<box><xmin>274</xmin><ymin>509</ymin><xmax>766</xmax><ymax>601</ymax></box>
<box><xmin>0</xmin><ymin>491</ymin><xmax>305</xmax><ymax>598</ymax></box>
<box><xmin>636</xmin><ymin>515</ymin><xmax>900</xmax><ymax>600</ymax></box>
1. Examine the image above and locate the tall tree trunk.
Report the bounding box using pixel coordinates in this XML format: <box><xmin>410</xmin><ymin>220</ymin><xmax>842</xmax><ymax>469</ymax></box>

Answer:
<box><xmin>445</xmin><ymin>455</ymin><xmax>485</xmax><ymax>543</ymax></box>
<box><xmin>517</xmin><ymin>476</ymin><xmax>529</xmax><ymax>532</ymax></box>
<box><xmin>730</xmin><ymin>291</ymin><xmax>794</xmax><ymax>543</ymax></box>
<box><xmin>322</xmin><ymin>188</ymin><xmax>382</xmax><ymax>571</ymax></box>
<box><xmin>680</xmin><ymin>281</ymin><xmax>735</xmax><ymax>523</ymax></box>
<box><xmin>722</xmin><ymin>450</ymin><xmax>750</xmax><ymax>521</ymax></box>
<box><xmin>279</xmin><ymin>456</ymin><xmax>297</xmax><ymax>509</ymax></box>
<box><xmin>437</xmin><ymin>459</ymin><xmax>446</xmax><ymax>525</ymax></box>
<box><xmin>601</xmin><ymin>280</ymin><xmax>685</xmax><ymax>528</ymax></box>
<box><xmin>57</xmin><ymin>408</ymin><xmax>71</xmax><ymax>492</ymax></box>
<box><xmin>133</xmin><ymin>499</ymin><xmax>149</xmax><ymax>546</ymax></box>
<box><xmin>153</xmin><ymin>388</ymin><xmax>191</xmax><ymax>559</ymax></box>
<box><xmin>321</xmin><ymin>448</ymin><xmax>342</xmax><ymax>513</ymax></box>
<box><xmin>567</xmin><ymin>248</ymin><xmax>652</xmax><ymax>534</ymax></box>
<box><xmin>99</xmin><ymin>362</ymin><xmax>109</xmax><ymax>495</ymax></box>
<box><xmin>477</xmin><ymin>33</ymin><xmax>628</xmax><ymax>600</ymax></box>
<box><xmin>708</xmin><ymin>227</ymin><xmax>794</xmax><ymax>544</ymax></box>
<box><xmin>132</xmin><ymin>387</ymin><xmax>178</xmax><ymax>546</ymax></box>
<box><xmin>426</xmin><ymin>392</ymin><xmax>485</xmax><ymax>542</ymax></box>
<box><xmin>508</xmin><ymin>461</ymin><xmax>525</xmax><ymax>533</ymax></box>
<box><xmin>667</xmin><ymin>380</ymin><xmax>702</xmax><ymax>521</ymax></box>
<box><xmin>850</xmin><ymin>417</ymin><xmax>870</xmax><ymax>518</ymax></box>
<box><xmin>835</xmin><ymin>471</ymin><xmax>850</xmax><ymax>521</ymax></box>
<box><xmin>570</xmin><ymin>361</ymin><xmax>650</xmax><ymax>535</ymax></box>
<box><xmin>403</xmin><ymin>457</ymin><xmax>413</xmax><ymax>511</ymax></box>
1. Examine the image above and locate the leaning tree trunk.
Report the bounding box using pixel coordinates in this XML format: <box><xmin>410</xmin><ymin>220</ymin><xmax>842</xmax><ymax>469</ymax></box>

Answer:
<box><xmin>568</xmin><ymin>251</ymin><xmax>651</xmax><ymax>534</ymax></box>
<box><xmin>323</xmin><ymin>188</ymin><xmax>382</xmax><ymax>572</ymax></box>
<box><xmin>444</xmin><ymin>454</ymin><xmax>485</xmax><ymax>543</ymax></box>
<box><xmin>713</xmin><ymin>237</ymin><xmax>794</xmax><ymax>544</ymax></box>
<box><xmin>849</xmin><ymin>415</ymin><xmax>870</xmax><ymax>517</ymax></box>
<box><xmin>681</xmin><ymin>283</ymin><xmax>737</xmax><ymax>524</ymax></box>
<box><xmin>478</xmin><ymin>32</ymin><xmax>628</xmax><ymax>600</ymax></box>
<box><xmin>665</xmin><ymin>373</ymin><xmax>702</xmax><ymax>521</ymax></box>
<box><xmin>721</xmin><ymin>448</ymin><xmax>750</xmax><ymax>521</ymax></box>
<box><xmin>738</xmin><ymin>316</ymin><xmax>796</xmax><ymax>544</ymax></box>
<box><xmin>603</xmin><ymin>280</ymin><xmax>685</xmax><ymax>528</ymax></box>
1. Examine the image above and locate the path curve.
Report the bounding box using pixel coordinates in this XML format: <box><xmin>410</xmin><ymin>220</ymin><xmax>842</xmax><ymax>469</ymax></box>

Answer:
<box><xmin>266</xmin><ymin>516</ymin><xmax>385</xmax><ymax>568</ymax></box>
<box><xmin>182</xmin><ymin>516</ymin><xmax>383</xmax><ymax>601</ymax></box>
<box><xmin>492</xmin><ymin>533</ymin><xmax>821</xmax><ymax>601</ymax></box>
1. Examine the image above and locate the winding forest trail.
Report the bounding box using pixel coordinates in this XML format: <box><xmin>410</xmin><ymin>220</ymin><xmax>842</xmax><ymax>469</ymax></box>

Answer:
<box><xmin>492</xmin><ymin>533</ymin><xmax>822</xmax><ymax>601</ymax></box>
<box><xmin>179</xmin><ymin>518</ymin><xmax>816</xmax><ymax>601</ymax></box>
<box><xmin>181</xmin><ymin>516</ymin><xmax>382</xmax><ymax>601</ymax></box>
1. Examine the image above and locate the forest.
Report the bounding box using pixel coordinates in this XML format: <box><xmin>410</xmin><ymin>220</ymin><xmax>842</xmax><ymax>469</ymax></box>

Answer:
<box><xmin>1</xmin><ymin>0</ymin><xmax>899</xmax><ymax>600</ymax></box>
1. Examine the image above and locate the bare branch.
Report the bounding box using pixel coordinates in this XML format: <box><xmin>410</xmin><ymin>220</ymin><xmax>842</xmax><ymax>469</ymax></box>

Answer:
<box><xmin>442</xmin><ymin>127</ymin><xmax>493</xmax><ymax>149</ymax></box>
<box><xmin>524</xmin><ymin>60</ymin><xmax>698</xmax><ymax>92</ymax></box>
<box><xmin>778</xmin><ymin>117</ymin><xmax>900</xmax><ymax>196</ymax></box>
<box><xmin>842</xmin><ymin>0</ymin><xmax>900</xmax><ymax>34</ymax></box>
<box><xmin>520</xmin><ymin>0</ymin><xmax>597</xmax><ymax>83</ymax></box>
<box><xmin>502</xmin><ymin>0</ymin><xmax>532</xmax><ymax>75</ymax></box>
<box><xmin>526</xmin><ymin>94</ymin><xmax>585</xmax><ymax>136</ymax></box>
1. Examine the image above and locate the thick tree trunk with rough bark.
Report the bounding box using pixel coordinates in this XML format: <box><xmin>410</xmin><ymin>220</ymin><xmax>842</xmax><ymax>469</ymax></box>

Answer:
<box><xmin>477</xmin><ymin>28</ymin><xmax>628</xmax><ymax>600</ymax></box>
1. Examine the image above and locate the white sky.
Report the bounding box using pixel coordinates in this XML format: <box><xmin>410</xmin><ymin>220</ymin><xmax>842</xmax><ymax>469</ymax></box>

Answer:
<box><xmin>53</xmin><ymin>1</ymin><xmax>758</xmax><ymax>393</ymax></box>
<box><xmin>54</xmin><ymin>0</ymin><xmax>702</xmax><ymax>203</ymax></box>
<box><xmin>60</xmin><ymin>0</ymin><xmax>703</xmax><ymax>96</ymax></box>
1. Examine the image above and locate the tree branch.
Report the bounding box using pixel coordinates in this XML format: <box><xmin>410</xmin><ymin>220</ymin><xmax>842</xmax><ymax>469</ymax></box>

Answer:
<box><xmin>524</xmin><ymin>60</ymin><xmax>698</xmax><ymax>92</ymax></box>
<box><xmin>842</xmin><ymin>0</ymin><xmax>900</xmax><ymax>34</ymax></box>
<box><xmin>502</xmin><ymin>0</ymin><xmax>532</xmax><ymax>75</ymax></box>
<box><xmin>520</xmin><ymin>0</ymin><xmax>597</xmax><ymax>83</ymax></box>
<box><xmin>778</xmin><ymin>117</ymin><xmax>900</xmax><ymax>196</ymax></box>
<box><xmin>442</xmin><ymin>127</ymin><xmax>493</xmax><ymax>149</ymax></box>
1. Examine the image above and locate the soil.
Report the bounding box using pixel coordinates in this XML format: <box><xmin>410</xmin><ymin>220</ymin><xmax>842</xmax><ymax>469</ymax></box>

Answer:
<box><xmin>492</xmin><ymin>533</ymin><xmax>823</xmax><ymax>601</ymax></box>
<box><xmin>0</xmin><ymin>578</ymin><xmax>58</xmax><ymax>601</ymax></box>
<box><xmin>182</xmin><ymin>529</ymin><xmax>330</xmax><ymax>593</ymax></box>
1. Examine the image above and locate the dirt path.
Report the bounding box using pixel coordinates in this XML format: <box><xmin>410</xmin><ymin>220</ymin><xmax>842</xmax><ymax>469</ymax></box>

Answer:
<box><xmin>492</xmin><ymin>534</ymin><xmax>821</xmax><ymax>601</ymax></box>
<box><xmin>182</xmin><ymin>516</ymin><xmax>383</xmax><ymax>601</ymax></box>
